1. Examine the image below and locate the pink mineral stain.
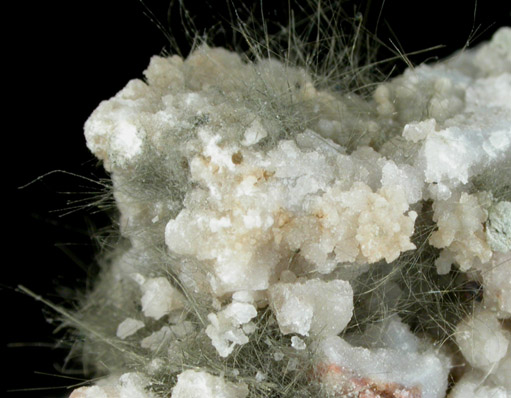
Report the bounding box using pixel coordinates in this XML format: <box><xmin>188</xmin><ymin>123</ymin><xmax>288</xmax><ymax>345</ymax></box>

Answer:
<box><xmin>315</xmin><ymin>363</ymin><xmax>422</xmax><ymax>398</ymax></box>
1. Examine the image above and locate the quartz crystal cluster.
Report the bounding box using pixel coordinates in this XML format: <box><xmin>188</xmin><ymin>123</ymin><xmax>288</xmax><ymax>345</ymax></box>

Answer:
<box><xmin>71</xmin><ymin>27</ymin><xmax>510</xmax><ymax>398</ymax></box>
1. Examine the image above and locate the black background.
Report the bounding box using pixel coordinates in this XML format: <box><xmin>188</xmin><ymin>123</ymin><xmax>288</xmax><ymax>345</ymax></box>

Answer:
<box><xmin>6</xmin><ymin>0</ymin><xmax>510</xmax><ymax>397</ymax></box>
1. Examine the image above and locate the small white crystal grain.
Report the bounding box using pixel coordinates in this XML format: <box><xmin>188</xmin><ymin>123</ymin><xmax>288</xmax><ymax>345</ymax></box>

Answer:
<box><xmin>140</xmin><ymin>277</ymin><xmax>184</xmax><ymax>320</ymax></box>
<box><xmin>206</xmin><ymin>302</ymin><xmax>258</xmax><ymax>357</ymax></box>
<box><xmin>269</xmin><ymin>278</ymin><xmax>353</xmax><ymax>337</ymax></box>
<box><xmin>171</xmin><ymin>370</ymin><xmax>248</xmax><ymax>398</ymax></box>
<box><xmin>241</xmin><ymin>119</ymin><xmax>268</xmax><ymax>146</ymax></box>
<box><xmin>273</xmin><ymin>352</ymin><xmax>284</xmax><ymax>361</ymax></box>
<box><xmin>455</xmin><ymin>309</ymin><xmax>509</xmax><ymax>372</ymax></box>
<box><xmin>116</xmin><ymin>318</ymin><xmax>145</xmax><ymax>340</ymax></box>
<box><xmin>70</xmin><ymin>386</ymin><xmax>109</xmax><ymax>398</ymax></box>
<box><xmin>255</xmin><ymin>371</ymin><xmax>267</xmax><ymax>382</ymax></box>
<box><xmin>291</xmin><ymin>336</ymin><xmax>306</xmax><ymax>350</ymax></box>
<box><xmin>118</xmin><ymin>373</ymin><xmax>156</xmax><ymax>398</ymax></box>
<box><xmin>140</xmin><ymin>326</ymin><xmax>172</xmax><ymax>351</ymax></box>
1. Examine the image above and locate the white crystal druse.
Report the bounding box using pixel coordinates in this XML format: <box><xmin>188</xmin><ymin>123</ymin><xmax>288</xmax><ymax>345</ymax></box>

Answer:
<box><xmin>73</xmin><ymin>27</ymin><xmax>511</xmax><ymax>398</ymax></box>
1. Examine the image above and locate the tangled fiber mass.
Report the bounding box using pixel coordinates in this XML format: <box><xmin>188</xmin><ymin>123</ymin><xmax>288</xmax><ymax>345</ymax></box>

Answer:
<box><xmin>58</xmin><ymin>4</ymin><xmax>511</xmax><ymax>398</ymax></box>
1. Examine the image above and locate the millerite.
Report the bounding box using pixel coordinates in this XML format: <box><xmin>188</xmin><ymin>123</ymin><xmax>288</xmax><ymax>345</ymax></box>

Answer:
<box><xmin>69</xmin><ymin>14</ymin><xmax>510</xmax><ymax>398</ymax></box>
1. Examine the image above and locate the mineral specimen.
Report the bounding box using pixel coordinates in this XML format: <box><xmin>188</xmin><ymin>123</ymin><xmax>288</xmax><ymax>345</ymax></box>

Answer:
<box><xmin>71</xmin><ymin>26</ymin><xmax>511</xmax><ymax>398</ymax></box>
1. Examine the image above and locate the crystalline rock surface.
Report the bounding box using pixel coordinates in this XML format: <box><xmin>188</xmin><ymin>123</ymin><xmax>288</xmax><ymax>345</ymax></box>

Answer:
<box><xmin>72</xmin><ymin>27</ymin><xmax>511</xmax><ymax>398</ymax></box>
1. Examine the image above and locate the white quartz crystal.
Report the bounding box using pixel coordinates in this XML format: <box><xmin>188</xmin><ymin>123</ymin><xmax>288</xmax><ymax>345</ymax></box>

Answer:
<box><xmin>84</xmin><ymin>82</ymin><xmax>147</xmax><ymax>171</ymax></box>
<box><xmin>206</xmin><ymin>300</ymin><xmax>258</xmax><ymax>357</ymax></box>
<box><xmin>269</xmin><ymin>278</ymin><xmax>353</xmax><ymax>337</ymax></box>
<box><xmin>165</xmin><ymin>131</ymin><xmax>417</xmax><ymax>296</ymax></box>
<box><xmin>492</xmin><ymin>344</ymin><xmax>511</xmax><ymax>391</ymax></box>
<box><xmin>357</xmin><ymin>315</ymin><xmax>421</xmax><ymax>353</ymax></box>
<box><xmin>482</xmin><ymin>251</ymin><xmax>511</xmax><ymax>317</ymax></box>
<box><xmin>139</xmin><ymin>277</ymin><xmax>184</xmax><ymax>320</ymax></box>
<box><xmin>377</xmin><ymin>30</ymin><xmax>511</xmax><ymax>201</ymax></box>
<box><xmin>455</xmin><ymin>309</ymin><xmax>509</xmax><ymax>373</ymax></box>
<box><xmin>118</xmin><ymin>373</ymin><xmax>156</xmax><ymax>398</ymax></box>
<box><xmin>140</xmin><ymin>321</ymin><xmax>195</xmax><ymax>352</ymax></box>
<box><xmin>317</xmin><ymin>335</ymin><xmax>450</xmax><ymax>398</ymax></box>
<box><xmin>449</xmin><ymin>340</ymin><xmax>511</xmax><ymax>397</ymax></box>
<box><xmin>449</xmin><ymin>371</ymin><xmax>509</xmax><ymax>398</ymax></box>
<box><xmin>70</xmin><ymin>373</ymin><xmax>155</xmax><ymax>398</ymax></box>
<box><xmin>430</xmin><ymin>191</ymin><xmax>492</xmax><ymax>273</ymax></box>
<box><xmin>473</xmin><ymin>27</ymin><xmax>511</xmax><ymax>76</ymax></box>
<box><xmin>402</xmin><ymin>119</ymin><xmax>437</xmax><ymax>143</ymax></box>
<box><xmin>413</xmin><ymin>116</ymin><xmax>510</xmax><ymax>199</ymax></box>
<box><xmin>140</xmin><ymin>326</ymin><xmax>172</xmax><ymax>351</ymax></box>
<box><xmin>171</xmin><ymin>370</ymin><xmax>248</xmax><ymax>398</ymax></box>
<box><xmin>291</xmin><ymin>336</ymin><xmax>306</xmax><ymax>350</ymax></box>
<box><xmin>116</xmin><ymin>318</ymin><xmax>145</xmax><ymax>339</ymax></box>
<box><xmin>381</xmin><ymin>160</ymin><xmax>424</xmax><ymax>204</ymax></box>
<box><xmin>70</xmin><ymin>386</ymin><xmax>111</xmax><ymax>398</ymax></box>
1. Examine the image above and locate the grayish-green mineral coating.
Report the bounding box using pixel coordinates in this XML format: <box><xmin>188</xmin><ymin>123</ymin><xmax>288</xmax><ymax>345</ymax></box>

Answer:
<box><xmin>486</xmin><ymin>201</ymin><xmax>511</xmax><ymax>253</ymax></box>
